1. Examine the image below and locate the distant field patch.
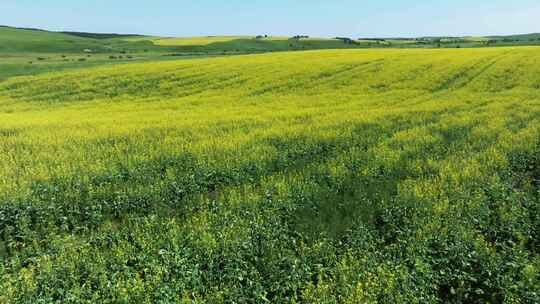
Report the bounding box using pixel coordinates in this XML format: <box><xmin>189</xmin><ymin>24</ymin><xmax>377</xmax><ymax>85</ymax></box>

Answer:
<box><xmin>152</xmin><ymin>36</ymin><xmax>253</xmax><ymax>46</ymax></box>
<box><xmin>464</xmin><ymin>36</ymin><xmax>490</xmax><ymax>42</ymax></box>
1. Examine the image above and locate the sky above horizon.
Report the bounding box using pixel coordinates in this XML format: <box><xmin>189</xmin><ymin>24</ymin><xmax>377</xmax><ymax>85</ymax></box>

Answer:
<box><xmin>1</xmin><ymin>1</ymin><xmax>539</xmax><ymax>38</ymax></box>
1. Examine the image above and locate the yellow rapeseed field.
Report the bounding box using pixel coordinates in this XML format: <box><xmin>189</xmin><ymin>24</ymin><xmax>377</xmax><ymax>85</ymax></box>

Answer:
<box><xmin>0</xmin><ymin>47</ymin><xmax>539</xmax><ymax>302</ymax></box>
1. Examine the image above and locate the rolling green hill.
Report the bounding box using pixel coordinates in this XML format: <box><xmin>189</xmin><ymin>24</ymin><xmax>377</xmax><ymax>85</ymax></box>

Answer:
<box><xmin>0</xmin><ymin>26</ymin><xmax>176</xmax><ymax>55</ymax></box>
<box><xmin>0</xmin><ymin>47</ymin><xmax>539</xmax><ymax>303</ymax></box>
<box><xmin>0</xmin><ymin>26</ymin><xmax>110</xmax><ymax>53</ymax></box>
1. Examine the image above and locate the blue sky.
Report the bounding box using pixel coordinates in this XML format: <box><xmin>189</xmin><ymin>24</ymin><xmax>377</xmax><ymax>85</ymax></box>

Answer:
<box><xmin>1</xmin><ymin>0</ymin><xmax>539</xmax><ymax>37</ymax></box>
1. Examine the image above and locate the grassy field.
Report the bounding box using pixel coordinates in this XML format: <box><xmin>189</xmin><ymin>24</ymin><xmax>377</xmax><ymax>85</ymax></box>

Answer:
<box><xmin>0</xmin><ymin>53</ymin><xmax>171</xmax><ymax>81</ymax></box>
<box><xmin>0</xmin><ymin>26</ymin><xmax>109</xmax><ymax>53</ymax></box>
<box><xmin>0</xmin><ymin>46</ymin><xmax>539</xmax><ymax>303</ymax></box>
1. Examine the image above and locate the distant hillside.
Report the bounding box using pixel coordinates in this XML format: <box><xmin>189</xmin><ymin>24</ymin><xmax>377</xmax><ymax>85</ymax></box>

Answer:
<box><xmin>61</xmin><ymin>31</ymin><xmax>144</xmax><ymax>40</ymax></box>
<box><xmin>0</xmin><ymin>26</ymin><xmax>164</xmax><ymax>54</ymax></box>
<box><xmin>2</xmin><ymin>24</ymin><xmax>540</xmax><ymax>56</ymax></box>
<box><xmin>488</xmin><ymin>33</ymin><xmax>540</xmax><ymax>41</ymax></box>
<box><xmin>0</xmin><ymin>25</ymin><xmax>48</xmax><ymax>32</ymax></box>
<box><xmin>0</xmin><ymin>26</ymin><xmax>109</xmax><ymax>53</ymax></box>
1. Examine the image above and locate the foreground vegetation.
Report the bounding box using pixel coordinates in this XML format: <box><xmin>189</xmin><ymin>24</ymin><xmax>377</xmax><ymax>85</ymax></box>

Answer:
<box><xmin>0</xmin><ymin>46</ymin><xmax>539</xmax><ymax>303</ymax></box>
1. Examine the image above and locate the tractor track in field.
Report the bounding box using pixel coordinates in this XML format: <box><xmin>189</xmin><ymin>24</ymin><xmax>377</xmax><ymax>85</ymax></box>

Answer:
<box><xmin>432</xmin><ymin>52</ymin><xmax>511</xmax><ymax>92</ymax></box>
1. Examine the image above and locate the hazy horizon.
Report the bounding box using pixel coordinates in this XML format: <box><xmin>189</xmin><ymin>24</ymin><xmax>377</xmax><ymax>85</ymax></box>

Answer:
<box><xmin>1</xmin><ymin>0</ymin><xmax>539</xmax><ymax>38</ymax></box>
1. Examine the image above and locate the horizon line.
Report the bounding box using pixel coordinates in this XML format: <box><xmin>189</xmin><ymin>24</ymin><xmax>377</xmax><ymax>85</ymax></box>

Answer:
<box><xmin>2</xmin><ymin>24</ymin><xmax>539</xmax><ymax>40</ymax></box>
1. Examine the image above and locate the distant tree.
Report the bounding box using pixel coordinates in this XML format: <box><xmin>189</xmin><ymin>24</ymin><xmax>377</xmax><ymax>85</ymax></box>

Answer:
<box><xmin>335</xmin><ymin>37</ymin><xmax>358</xmax><ymax>45</ymax></box>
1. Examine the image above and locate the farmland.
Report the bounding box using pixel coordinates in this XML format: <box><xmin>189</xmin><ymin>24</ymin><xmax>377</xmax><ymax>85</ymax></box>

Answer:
<box><xmin>0</xmin><ymin>44</ymin><xmax>539</xmax><ymax>303</ymax></box>
<box><xmin>3</xmin><ymin>25</ymin><xmax>540</xmax><ymax>80</ymax></box>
